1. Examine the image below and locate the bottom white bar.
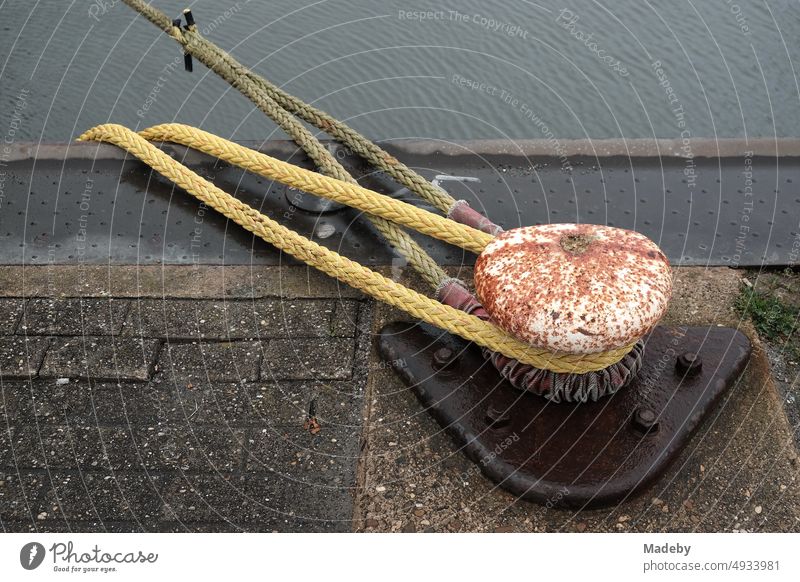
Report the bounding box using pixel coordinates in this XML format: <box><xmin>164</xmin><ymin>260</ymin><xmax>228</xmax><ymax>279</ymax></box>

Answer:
<box><xmin>1</xmin><ymin>533</ymin><xmax>797</xmax><ymax>580</ymax></box>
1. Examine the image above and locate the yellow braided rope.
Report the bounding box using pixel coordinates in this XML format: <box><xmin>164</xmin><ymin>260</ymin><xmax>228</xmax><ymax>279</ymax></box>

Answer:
<box><xmin>139</xmin><ymin>124</ymin><xmax>493</xmax><ymax>254</ymax></box>
<box><xmin>78</xmin><ymin>124</ymin><xmax>634</xmax><ymax>373</ymax></box>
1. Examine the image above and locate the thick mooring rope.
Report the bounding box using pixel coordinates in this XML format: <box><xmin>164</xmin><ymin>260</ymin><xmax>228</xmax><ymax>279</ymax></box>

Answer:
<box><xmin>121</xmin><ymin>0</ymin><xmax>457</xmax><ymax>214</ymax></box>
<box><xmin>139</xmin><ymin>124</ymin><xmax>492</xmax><ymax>254</ymax></box>
<box><xmin>79</xmin><ymin>124</ymin><xmax>635</xmax><ymax>373</ymax></box>
<box><xmin>120</xmin><ymin>0</ymin><xmax>466</xmax><ymax>290</ymax></box>
<box><xmin>121</xmin><ymin>1</ymin><xmax>449</xmax><ymax>290</ymax></box>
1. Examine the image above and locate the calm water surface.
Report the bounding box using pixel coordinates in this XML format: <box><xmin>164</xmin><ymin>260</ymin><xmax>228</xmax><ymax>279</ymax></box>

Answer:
<box><xmin>1</xmin><ymin>0</ymin><xmax>799</xmax><ymax>141</ymax></box>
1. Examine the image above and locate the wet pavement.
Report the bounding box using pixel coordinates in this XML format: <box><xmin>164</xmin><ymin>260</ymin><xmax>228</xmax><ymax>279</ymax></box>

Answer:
<box><xmin>0</xmin><ymin>265</ymin><xmax>798</xmax><ymax>532</ymax></box>
<box><xmin>1</xmin><ymin>266</ymin><xmax>371</xmax><ymax>531</ymax></box>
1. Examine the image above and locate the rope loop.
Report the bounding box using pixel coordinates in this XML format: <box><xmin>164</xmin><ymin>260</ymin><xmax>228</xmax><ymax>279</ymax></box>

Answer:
<box><xmin>79</xmin><ymin>123</ymin><xmax>636</xmax><ymax>374</ymax></box>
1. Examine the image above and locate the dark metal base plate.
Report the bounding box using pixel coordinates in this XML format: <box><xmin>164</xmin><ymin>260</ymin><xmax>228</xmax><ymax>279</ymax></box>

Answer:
<box><xmin>377</xmin><ymin>322</ymin><xmax>751</xmax><ymax>508</ymax></box>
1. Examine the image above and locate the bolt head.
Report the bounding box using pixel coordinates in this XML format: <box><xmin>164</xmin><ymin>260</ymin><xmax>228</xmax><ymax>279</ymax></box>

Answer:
<box><xmin>633</xmin><ymin>407</ymin><xmax>659</xmax><ymax>434</ymax></box>
<box><xmin>676</xmin><ymin>352</ymin><xmax>702</xmax><ymax>376</ymax></box>
<box><xmin>432</xmin><ymin>347</ymin><xmax>455</xmax><ymax>370</ymax></box>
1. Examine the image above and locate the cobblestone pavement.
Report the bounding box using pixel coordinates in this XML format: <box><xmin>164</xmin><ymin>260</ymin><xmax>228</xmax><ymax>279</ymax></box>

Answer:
<box><xmin>1</xmin><ymin>266</ymin><xmax>371</xmax><ymax>532</ymax></box>
<box><xmin>1</xmin><ymin>266</ymin><xmax>799</xmax><ymax>532</ymax></box>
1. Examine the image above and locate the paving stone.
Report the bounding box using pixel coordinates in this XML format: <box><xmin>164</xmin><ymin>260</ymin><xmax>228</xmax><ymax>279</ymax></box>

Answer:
<box><xmin>153</xmin><ymin>380</ymin><xmax>292</xmax><ymax>428</ymax></box>
<box><xmin>123</xmin><ymin>299</ymin><xmax>355</xmax><ymax>339</ymax></box>
<box><xmin>124</xmin><ymin>299</ymin><xmax>258</xmax><ymax>340</ymax></box>
<box><xmin>158</xmin><ymin>473</ymin><xmax>351</xmax><ymax>530</ymax></box>
<box><xmin>1</xmin><ymin>380</ymin><xmax>166</xmax><ymax>426</ymax></box>
<box><xmin>151</xmin><ymin>379</ymin><xmax>364</xmax><ymax>429</ymax></box>
<box><xmin>4</xmin><ymin>378</ymin><xmax>363</xmax><ymax>431</ymax></box>
<box><xmin>32</xmin><ymin>471</ymin><xmax>163</xmax><ymax>523</ymax></box>
<box><xmin>0</xmin><ymin>469</ymin><xmax>61</xmax><ymax>523</ymax></box>
<box><xmin>244</xmin><ymin>474</ymin><xmax>354</xmax><ymax>529</ymax></box>
<box><xmin>244</xmin><ymin>426</ymin><xmax>360</xmax><ymax>488</ymax></box>
<box><xmin>0</xmin><ymin>425</ymin><xmax>137</xmax><ymax>470</ymax></box>
<box><xmin>134</xmin><ymin>521</ymin><xmax>247</xmax><ymax>533</ymax></box>
<box><xmin>74</xmin><ymin>383</ymin><xmax>167</xmax><ymax>425</ymax></box>
<box><xmin>159</xmin><ymin>474</ymin><xmax>254</xmax><ymax>523</ymax></box>
<box><xmin>0</xmin><ymin>471</ymin><xmax>45</xmax><ymax>522</ymax></box>
<box><xmin>261</xmin><ymin>338</ymin><xmax>355</xmax><ymax>380</ymax></box>
<box><xmin>0</xmin><ymin>336</ymin><xmax>50</xmax><ymax>378</ymax></box>
<box><xmin>1</xmin><ymin>424</ymin><xmax>247</xmax><ymax>473</ymax></box>
<box><xmin>330</xmin><ymin>300</ymin><xmax>360</xmax><ymax>337</ymax></box>
<box><xmin>40</xmin><ymin>337</ymin><xmax>160</xmax><ymax>381</ymax></box>
<box><xmin>0</xmin><ymin>299</ymin><xmax>24</xmax><ymax>334</ymax></box>
<box><xmin>55</xmin><ymin>473</ymin><xmax>163</xmax><ymax>522</ymax></box>
<box><xmin>19</xmin><ymin>298</ymin><xmax>129</xmax><ymax>336</ymax></box>
<box><xmin>158</xmin><ymin>341</ymin><xmax>261</xmax><ymax>384</ymax></box>
<box><xmin>135</xmin><ymin>426</ymin><xmax>246</xmax><ymax>472</ymax></box>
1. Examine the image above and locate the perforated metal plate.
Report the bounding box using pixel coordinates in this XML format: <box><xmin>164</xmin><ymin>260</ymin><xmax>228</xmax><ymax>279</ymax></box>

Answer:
<box><xmin>377</xmin><ymin>321</ymin><xmax>751</xmax><ymax>508</ymax></box>
<box><xmin>1</xmin><ymin>141</ymin><xmax>798</xmax><ymax>265</ymax></box>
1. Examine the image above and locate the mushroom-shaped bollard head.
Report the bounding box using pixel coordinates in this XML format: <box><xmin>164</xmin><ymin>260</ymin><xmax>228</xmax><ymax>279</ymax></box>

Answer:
<box><xmin>474</xmin><ymin>224</ymin><xmax>672</xmax><ymax>355</ymax></box>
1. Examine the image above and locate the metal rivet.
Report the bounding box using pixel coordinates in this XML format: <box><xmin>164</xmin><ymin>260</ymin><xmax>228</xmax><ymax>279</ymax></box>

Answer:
<box><xmin>633</xmin><ymin>407</ymin><xmax>659</xmax><ymax>434</ymax></box>
<box><xmin>676</xmin><ymin>352</ymin><xmax>702</xmax><ymax>376</ymax></box>
<box><xmin>432</xmin><ymin>347</ymin><xmax>455</xmax><ymax>370</ymax></box>
<box><xmin>485</xmin><ymin>405</ymin><xmax>511</xmax><ymax>428</ymax></box>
